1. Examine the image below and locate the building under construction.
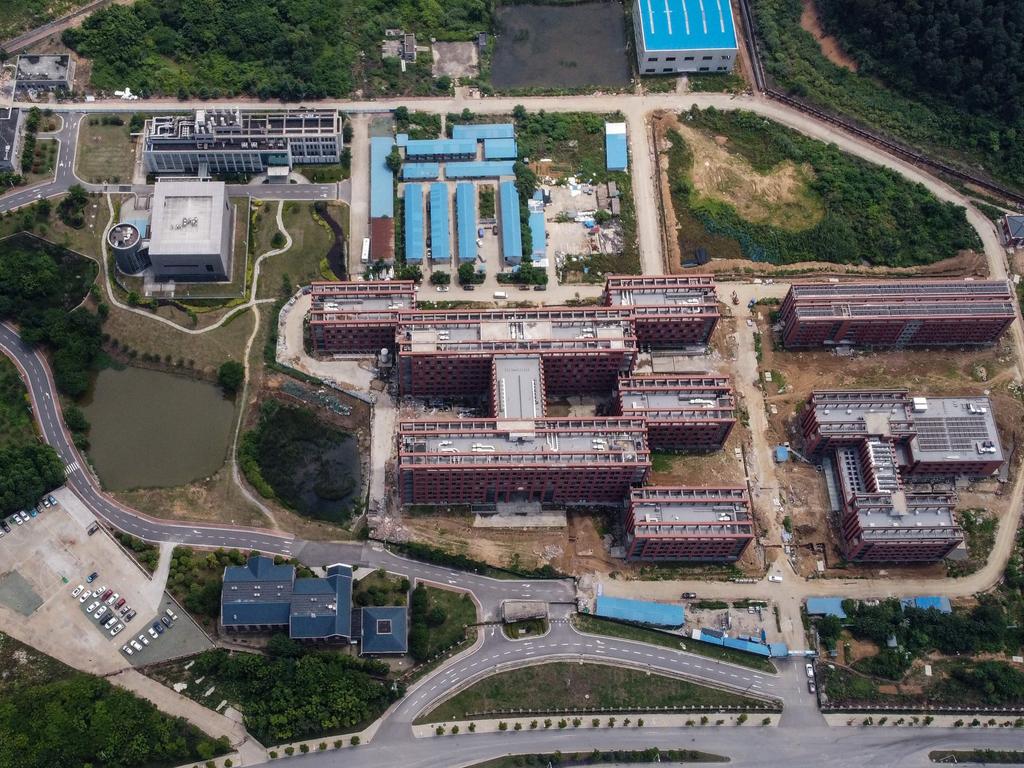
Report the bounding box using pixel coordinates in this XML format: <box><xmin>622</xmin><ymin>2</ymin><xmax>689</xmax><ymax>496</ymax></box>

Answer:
<box><xmin>779</xmin><ymin>280</ymin><xmax>1016</xmax><ymax>349</ymax></box>
<box><xmin>625</xmin><ymin>487</ymin><xmax>753</xmax><ymax>561</ymax></box>
<box><xmin>801</xmin><ymin>389</ymin><xmax>1004</xmax><ymax>562</ymax></box>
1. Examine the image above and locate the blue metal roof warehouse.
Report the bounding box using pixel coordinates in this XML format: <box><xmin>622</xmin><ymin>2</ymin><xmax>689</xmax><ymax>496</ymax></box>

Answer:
<box><xmin>456</xmin><ymin>182</ymin><xmax>476</xmax><ymax>263</ymax></box>
<box><xmin>405</xmin><ymin>138</ymin><xmax>476</xmax><ymax>160</ymax></box>
<box><xmin>484</xmin><ymin>137</ymin><xmax>518</xmax><ymax>160</ymax></box>
<box><xmin>452</xmin><ymin>123</ymin><xmax>515</xmax><ymax>140</ymax></box>
<box><xmin>605</xmin><ymin>122</ymin><xmax>627</xmax><ymax>172</ymax></box>
<box><xmin>404</xmin><ymin>184</ymin><xmax>425</xmax><ymax>264</ymax></box>
<box><xmin>499</xmin><ymin>180</ymin><xmax>522</xmax><ymax>264</ymax></box>
<box><xmin>445</xmin><ymin>161</ymin><xmax>516</xmax><ymax>179</ymax></box>
<box><xmin>595</xmin><ymin>596</ymin><xmax>684</xmax><ymax>627</ymax></box>
<box><xmin>635</xmin><ymin>0</ymin><xmax>737</xmax><ymax>51</ymax></box>
<box><xmin>402</xmin><ymin>162</ymin><xmax>439</xmax><ymax>180</ymax></box>
<box><xmin>369</xmin><ymin>137</ymin><xmax>395</xmax><ymax>218</ymax></box>
<box><xmin>429</xmin><ymin>182</ymin><xmax>450</xmax><ymax>264</ymax></box>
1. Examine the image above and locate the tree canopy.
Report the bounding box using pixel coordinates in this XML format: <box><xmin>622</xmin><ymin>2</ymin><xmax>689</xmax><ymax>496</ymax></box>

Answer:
<box><xmin>817</xmin><ymin>0</ymin><xmax>1024</xmax><ymax>123</ymax></box>
<box><xmin>63</xmin><ymin>0</ymin><xmax>490</xmax><ymax>99</ymax></box>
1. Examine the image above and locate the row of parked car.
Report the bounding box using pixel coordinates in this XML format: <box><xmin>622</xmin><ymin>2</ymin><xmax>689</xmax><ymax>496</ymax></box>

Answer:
<box><xmin>73</xmin><ymin>580</ymin><xmax>135</xmax><ymax>639</ymax></box>
<box><xmin>1</xmin><ymin>495</ymin><xmax>58</xmax><ymax>538</ymax></box>
<box><xmin>122</xmin><ymin>608</ymin><xmax>179</xmax><ymax>657</ymax></box>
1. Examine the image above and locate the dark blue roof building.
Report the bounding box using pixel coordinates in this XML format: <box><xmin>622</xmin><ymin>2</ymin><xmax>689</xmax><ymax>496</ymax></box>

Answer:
<box><xmin>360</xmin><ymin>606</ymin><xmax>408</xmax><ymax>654</ymax></box>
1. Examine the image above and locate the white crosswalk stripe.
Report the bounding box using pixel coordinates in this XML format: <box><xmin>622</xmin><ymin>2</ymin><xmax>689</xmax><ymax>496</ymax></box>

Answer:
<box><xmin>64</xmin><ymin>461</ymin><xmax>80</xmax><ymax>475</ymax></box>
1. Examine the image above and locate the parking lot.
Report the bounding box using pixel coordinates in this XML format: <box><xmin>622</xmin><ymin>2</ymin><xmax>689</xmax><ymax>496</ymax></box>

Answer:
<box><xmin>0</xmin><ymin>488</ymin><xmax>211</xmax><ymax>674</ymax></box>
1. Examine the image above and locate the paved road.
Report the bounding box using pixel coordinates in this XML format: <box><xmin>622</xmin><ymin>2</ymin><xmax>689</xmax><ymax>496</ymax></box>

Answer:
<box><xmin>0</xmin><ymin>0</ymin><xmax>113</xmax><ymax>52</ymax></box>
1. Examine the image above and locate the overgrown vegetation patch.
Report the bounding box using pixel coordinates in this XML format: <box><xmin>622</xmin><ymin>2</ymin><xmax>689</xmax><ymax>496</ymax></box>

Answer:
<box><xmin>666</xmin><ymin>108</ymin><xmax>981</xmax><ymax>267</ymax></box>
<box><xmin>409</xmin><ymin>583</ymin><xmax>477</xmax><ymax>662</ymax></box>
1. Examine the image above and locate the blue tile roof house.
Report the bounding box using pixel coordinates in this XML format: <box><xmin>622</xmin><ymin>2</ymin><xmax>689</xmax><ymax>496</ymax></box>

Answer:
<box><xmin>221</xmin><ymin>556</ymin><xmax>408</xmax><ymax>652</ymax></box>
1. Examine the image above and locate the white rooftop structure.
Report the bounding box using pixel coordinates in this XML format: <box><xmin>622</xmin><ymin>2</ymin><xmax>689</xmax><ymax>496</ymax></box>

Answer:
<box><xmin>148</xmin><ymin>180</ymin><xmax>232</xmax><ymax>281</ymax></box>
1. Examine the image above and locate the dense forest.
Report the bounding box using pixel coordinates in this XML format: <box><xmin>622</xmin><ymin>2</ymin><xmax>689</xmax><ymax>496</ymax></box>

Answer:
<box><xmin>816</xmin><ymin>0</ymin><xmax>1024</xmax><ymax>123</ymax></box>
<box><xmin>668</xmin><ymin>108</ymin><xmax>981</xmax><ymax>267</ymax></box>
<box><xmin>62</xmin><ymin>0</ymin><xmax>491</xmax><ymax>98</ymax></box>
<box><xmin>751</xmin><ymin>0</ymin><xmax>1024</xmax><ymax>189</ymax></box>
<box><xmin>0</xmin><ymin>633</ymin><xmax>228</xmax><ymax>768</ymax></box>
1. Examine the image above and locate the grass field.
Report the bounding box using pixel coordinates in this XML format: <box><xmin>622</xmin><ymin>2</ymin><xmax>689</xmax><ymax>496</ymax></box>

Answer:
<box><xmin>76</xmin><ymin>118</ymin><xmax>136</xmax><ymax>184</ymax></box>
<box><xmin>0</xmin><ymin>358</ymin><xmax>35</xmax><ymax>449</ymax></box>
<box><xmin>418</xmin><ymin>662</ymin><xmax>762</xmax><ymax>722</ymax></box>
<box><xmin>573</xmin><ymin>614</ymin><xmax>776</xmax><ymax>673</ymax></box>
<box><xmin>416</xmin><ymin>585</ymin><xmax>478</xmax><ymax>660</ymax></box>
<box><xmin>257</xmin><ymin>201</ymin><xmax>348</xmax><ymax>299</ymax></box>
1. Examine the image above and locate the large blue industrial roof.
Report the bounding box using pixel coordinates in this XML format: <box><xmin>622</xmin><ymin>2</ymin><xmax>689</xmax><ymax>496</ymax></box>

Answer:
<box><xmin>452</xmin><ymin>123</ymin><xmax>515</xmax><ymax>140</ymax></box>
<box><xmin>402</xmin><ymin>163</ymin><xmax>440</xmax><ymax>180</ymax></box>
<box><xmin>361</xmin><ymin>606</ymin><xmax>408</xmax><ymax>654</ymax></box>
<box><xmin>405</xmin><ymin>184</ymin><xmax>425</xmax><ymax>264</ymax></box>
<box><xmin>529</xmin><ymin>190</ymin><xmax>545</xmax><ymax>260</ymax></box>
<box><xmin>484</xmin><ymin>137</ymin><xmax>518</xmax><ymax>160</ymax></box>
<box><xmin>429</xmin><ymin>182</ymin><xmax>450</xmax><ymax>264</ymax></box>
<box><xmin>605</xmin><ymin>123</ymin><xmax>627</xmax><ymax>171</ymax></box>
<box><xmin>594</xmin><ymin>596</ymin><xmax>685</xmax><ymax>627</ymax></box>
<box><xmin>445</xmin><ymin>161</ymin><xmax>516</xmax><ymax>179</ymax></box>
<box><xmin>806</xmin><ymin>597</ymin><xmax>847</xmax><ymax>619</ymax></box>
<box><xmin>499</xmin><ymin>180</ymin><xmax>523</xmax><ymax>265</ymax></box>
<box><xmin>405</xmin><ymin>138</ymin><xmax>477</xmax><ymax>158</ymax></box>
<box><xmin>635</xmin><ymin>0</ymin><xmax>737</xmax><ymax>52</ymax></box>
<box><xmin>456</xmin><ymin>182</ymin><xmax>476</xmax><ymax>263</ymax></box>
<box><xmin>370</xmin><ymin>137</ymin><xmax>395</xmax><ymax>218</ymax></box>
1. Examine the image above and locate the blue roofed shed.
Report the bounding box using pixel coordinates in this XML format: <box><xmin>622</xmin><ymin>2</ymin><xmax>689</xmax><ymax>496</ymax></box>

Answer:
<box><xmin>499</xmin><ymin>180</ymin><xmax>522</xmax><ymax>265</ymax></box>
<box><xmin>774</xmin><ymin>446</ymin><xmax>790</xmax><ymax>463</ymax></box>
<box><xmin>402</xmin><ymin>163</ymin><xmax>440</xmax><ymax>180</ymax></box>
<box><xmin>361</xmin><ymin>606</ymin><xmax>408</xmax><ymax>654</ymax></box>
<box><xmin>452</xmin><ymin>123</ymin><xmax>515</xmax><ymax>140</ymax></box>
<box><xmin>370</xmin><ymin>137</ymin><xmax>395</xmax><ymax>218</ymax></box>
<box><xmin>456</xmin><ymin>182</ymin><xmax>476</xmax><ymax>263</ymax></box>
<box><xmin>594</xmin><ymin>596</ymin><xmax>684</xmax><ymax>628</ymax></box>
<box><xmin>484</xmin><ymin>137</ymin><xmax>518</xmax><ymax>160</ymax></box>
<box><xmin>404</xmin><ymin>184</ymin><xmax>425</xmax><ymax>264</ymax></box>
<box><xmin>605</xmin><ymin>122</ymin><xmax>627</xmax><ymax>171</ymax></box>
<box><xmin>528</xmin><ymin>190</ymin><xmax>546</xmax><ymax>261</ymax></box>
<box><xmin>445</xmin><ymin>161</ymin><xmax>516</xmax><ymax>179</ymax></box>
<box><xmin>901</xmin><ymin>596</ymin><xmax>952</xmax><ymax>613</ymax></box>
<box><xmin>635</xmin><ymin>0</ymin><xmax>738</xmax><ymax>52</ymax></box>
<box><xmin>405</xmin><ymin>138</ymin><xmax>476</xmax><ymax>161</ymax></box>
<box><xmin>429</xmin><ymin>183</ymin><xmax>451</xmax><ymax>264</ymax></box>
<box><xmin>806</xmin><ymin>597</ymin><xmax>847</xmax><ymax>619</ymax></box>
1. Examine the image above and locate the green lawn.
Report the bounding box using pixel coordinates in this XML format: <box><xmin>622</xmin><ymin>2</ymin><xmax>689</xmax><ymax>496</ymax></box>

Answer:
<box><xmin>294</xmin><ymin>163</ymin><xmax>350</xmax><ymax>183</ymax></box>
<box><xmin>418</xmin><ymin>661</ymin><xmax>765</xmax><ymax>723</ymax></box>
<box><xmin>76</xmin><ymin>118</ymin><xmax>136</xmax><ymax>184</ymax></box>
<box><xmin>573</xmin><ymin>614</ymin><xmax>776</xmax><ymax>673</ymax></box>
<box><xmin>414</xmin><ymin>585</ymin><xmax>478</xmax><ymax>660</ymax></box>
<box><xmin>257</xmin><ymin>201</ymin><xmax>348</xmax><ymax>299</ymax></box>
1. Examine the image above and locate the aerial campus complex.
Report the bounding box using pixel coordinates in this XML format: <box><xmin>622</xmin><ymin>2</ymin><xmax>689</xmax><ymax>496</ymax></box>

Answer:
<box><xmin>3</xmin><ymin>2</ymin><xmax>1024</xmax><ymax>763</ymax></box>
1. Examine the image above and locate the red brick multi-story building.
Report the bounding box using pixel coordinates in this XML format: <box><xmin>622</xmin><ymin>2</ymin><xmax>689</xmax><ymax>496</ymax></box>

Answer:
<box><xmin>779</xmin><ymin>280</ymin><xmax>1015</xmax><ymax>349</ymax></box>
<box><xmin>308</xmin><ymin>281</ymin><xmax>416</xmax><ymax>354</ymax></box>
<box><xmin>801</xmin><ymin>389</ymin><xmax>1003</xmax><ymax>562</ymax></box>
<box><xmin>625</xmin><ymin>487</ymin><xmax>753</xmax><ymax>561</ymax></box>
<box><xmin>395</xmin><ymin>307</ymin><xmax>637</xmax><ymax>398</ymax></box>
<box><xmin>616</xmin><ymin>375</ymin><xmax>735</xmax><ymax>451</ymax></box>
<box><xmin>604</xmin><ymin>275</ymin><xmax>719</xmax><ymax>347</ymax></box>
<box><xmin>397</xmin><ymin>418</ymin><xmax>650</xmax><ymax>505</ymax></box>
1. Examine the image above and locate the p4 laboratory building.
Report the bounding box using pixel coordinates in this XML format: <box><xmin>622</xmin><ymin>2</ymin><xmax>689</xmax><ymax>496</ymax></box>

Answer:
<box><xmin>632</xmin><ymin>0</ymin><xmax>738</xmax><ymax>74</ymax></box>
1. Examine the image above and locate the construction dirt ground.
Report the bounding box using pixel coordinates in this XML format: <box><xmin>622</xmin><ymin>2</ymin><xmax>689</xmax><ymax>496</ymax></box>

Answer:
<box><xmin>752</xmin><ymin>305</ymin><xmax>1023</xmax><ymax>580</ymax></box>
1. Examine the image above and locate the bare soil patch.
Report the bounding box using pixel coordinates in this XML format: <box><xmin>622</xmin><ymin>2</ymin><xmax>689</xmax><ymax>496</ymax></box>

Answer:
<box><xmin>799</xmin><ymin>0</ymin><xmax>859</xmax><ymax>72</ymax></box>
<box><xmin>677</xmin><ymin>123</ymin><xmax>825</xmax><ymax>231</ymax></box>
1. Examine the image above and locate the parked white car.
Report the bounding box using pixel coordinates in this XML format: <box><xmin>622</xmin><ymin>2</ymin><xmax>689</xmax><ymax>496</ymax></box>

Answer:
<box><xmin>71</xmin><ymin>585</ymin><xmax>83</xmax><ymax>598</ymax></box>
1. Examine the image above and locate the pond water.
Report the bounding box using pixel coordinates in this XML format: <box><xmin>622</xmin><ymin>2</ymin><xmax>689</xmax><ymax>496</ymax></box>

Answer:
<box><xmin>81</xmin><ymin>366</ymin><xmax>236</xmax><ymax>490</ymax></box>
